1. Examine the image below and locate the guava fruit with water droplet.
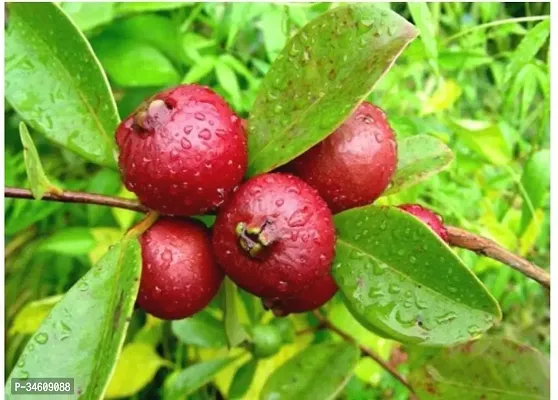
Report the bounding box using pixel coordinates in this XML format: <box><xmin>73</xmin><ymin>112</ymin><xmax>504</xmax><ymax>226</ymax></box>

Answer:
<box><xmin>398</xmin><ymin>204</ymin><xmax>448</xmax><ymax>242</ymax></box>
<box><xmin>212</xmin><ymin>173</ymin><xmax>336</xmax><ymax>299</ymax></box>
<box><xmin>286</xmin><ymin>102</ymin><xmax>397</xmax><ymax>213</ymax></box>
<box><xmin>116</xmin><ymin>84</ymin><xmax>247</xmax><ymax>216</ymax></box>
<box><xmin>263</xmin><ymin>273</ymin><xmax>337</xmax><ymax>316</ymax></box>
<box><xmin>138</xmin><ymin>217</ymin><xmax>223</xmax><ymax>320</ymax></box>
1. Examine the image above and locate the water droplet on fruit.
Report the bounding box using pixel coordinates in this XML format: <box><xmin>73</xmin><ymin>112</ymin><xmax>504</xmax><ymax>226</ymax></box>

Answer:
<box><xmin>78</xmin><ymin>282</ymin><xmax>89</xmax><ymax>292</ymax></box>
<box><xmin>194</xmin><ymin>113</ymin><xmax>205</xmax><ymax>121</ymax></box>
<box><xmin>183</xmin><ymin>125</ymin><xmax>193</xmax><ymax>135</ymax></box>
<box><xmin>181</xmin><ymin>138</ymin><xmax>192</xmax><ymax>149</ymax></box>
<box><xmin>277</xmin><ymin>281</ymin><xmax>288</xmax><ymax>293</ymax></box>
<box><xmin>198</xmin><ymin>129</ymin><xmax>211</xmax><ymax>140</ymax></box>
<box><xmin>275</xmin><ymin>199</ymin><xmax>284</xmax><ymax>207</ymax></box>
<box><xmin>215</xmin><ymin>129</ymin><xmax>226</xmax><ymax>138</ymax></box>
<box><xmin>288</xmin><ymin>207</ymin><xmax>311</xmax><ymax>227</ymax></box>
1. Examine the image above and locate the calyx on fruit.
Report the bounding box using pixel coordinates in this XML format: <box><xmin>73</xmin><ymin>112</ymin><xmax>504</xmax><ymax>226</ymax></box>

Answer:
<box><xmin>138</xmin><ymin>217</ymin><xmax>223</xmax><ymax>320</ymax></box>
<box><xmin>398</xmin><ymin>203</ymin><xmax>448</xmax><ymax>242</ymax></box>
<box><xmin>116</xmin><ymin>84</ymin><xmax>247</xmax><ymax>216</ymax></box>
<box><xmin>212</xmin><ymin>173</ymin><xmax>336</xmax><ymax>299</ymax></box>
<box><xmin>286</xmin><ymin>101</ymin><xmax>397</xmax><ymax>213</ymax></box>
<box><xmin>263</xmin><ymin>272</ymin><xmax>337</xmax><ymax>316</ymax></box>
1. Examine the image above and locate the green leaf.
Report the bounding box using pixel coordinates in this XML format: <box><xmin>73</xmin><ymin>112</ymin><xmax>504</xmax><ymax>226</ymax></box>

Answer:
<box><xmin>260</xmin><ymin>341</ymin><xmax>360</xmax><ymax>400</ymax></box>
<box><xmin>409</xmin><ymin>338</ymin><xmax>550</xmax><ymax>399</ymax></box>
<box><xmin>421</xmin><ymin>79</ymin><xmax>462</xmax><ymax>115</ymax></box>
<box><xmin>505</xmin><ymin>19</ymin><xmax>550</xmax><ymax>83</ymax></box>
<box><xmin>223</xmin><ymin>278</ymin><xmax>250</xmax><ymax>348</ymax></box>
<box><xmin>61</xmin><ymin>2</ymin><xmax>116</xmax><ymax>32</ymax></box>
<box><xmin>6</xmin><ymin>237</ymin><xmax>142</xmax><ymax>399</ymax></box>
<box><xmin>163</xmin><ymin>358</ymin><xmax>237</xmax><ymax>400</ymax></box>
<box><xmin>106</xmin><ymin>342</ymin><xmax>171</xmax><ymax>398</ymax></box>
<box><xmin>37</xmin><ymin>227</ymin><xmax>96</xmax><ymax>256</ymax></box>
<box><xmin>115</xmin><ymin>2</ymin><xmax>190</xmax><ymax>15</ymax></box>
<box><xmin>182</xmin><ymin>56</ymin><xmax>217</xmax><ymax>84</ymax></box>
<box><xmin>229</xmin><ymin>358</ymin><xmax>258</xmax><ymax>399</ymax></box>
<box><xmin>112</xmin><ymin>186</ymin><xmax>138</xmax><ymax>230</ymax></box>
<box><xmin>450</xmin><ymin>119</ymin><xmax>512</xmax><ymax>166</ymax></box>
<box><xmin>328</xmin><ymin>303</ymin><xmax>393</xmax><ymax>385</ymax></box>
<box><xmin>5</xmin><ymin>3</ymin><xmax>119</xmax><ymax>167</ymax></box>
<box><xmin>384</xmin><ymin>135</ymin><xmax>453</xmax><ymax>195</ymax></box>
<box><xmin>407</xmin><ymin>3</ymin><xmax>438</xmax><ymax>64</ymax></box>
<box><xmin>332</xmin><ymin>206</ymin><xmax>501</xmax><ymax>346</ymax></box>
<box><xmin>247</xmin><ymin>4</ymin><xmax>417</xmax><ymax>176</ymax></box>
<box><xmin>92</xmin><ymin>35</ymin><xmax>180</xmax><ymax>87</ymax></box>
<box><xmin>215</xmin><ymin>60</ymin><xmax>242</xmax><ymax>103</ymax></box>
<box><xmin>520</xmin><ymin>149</ymin><xmax>550</xmax><ymax>231</ymax></box>
<box><xmin>89</xmin><ymin>227</ymin><xmax>123</xmax><ymax>265</ymax></box>
<box><xmin>171</xmin><ymin>311</ymin><xmax>227</xmax><ymax>348</ymax></box>
<box><xmin>19</xmin><ymin>122</ymin><xmax>62</xmax><ymax>200</ymax></box>
<box><xmin>9</xmin><ymin>295</ymin><xmax>63</xmax><ymax>336</ymax></box>
<box><xmin>258</xmin><ymin>7</ymin><xmax>288</xmax><ymax>62</ymax></box>
<box><xmin>102</xmin><ymin>14</ymin><xmax>182</xmax><ymax>63</ymax></box>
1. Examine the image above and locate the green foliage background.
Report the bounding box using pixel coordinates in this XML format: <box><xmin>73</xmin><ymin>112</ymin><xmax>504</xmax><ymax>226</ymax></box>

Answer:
<box><xmin>5</xmin><ymin>2</ymin><xmax>550</xmax><ymax>399</ymax></box>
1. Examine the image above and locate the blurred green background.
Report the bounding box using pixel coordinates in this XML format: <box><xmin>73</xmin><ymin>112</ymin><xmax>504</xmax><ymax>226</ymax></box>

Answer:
<box><xmin>5</xmin><ymin>2</ymin><xmax>550</xmax><ymax>399</ymax></box>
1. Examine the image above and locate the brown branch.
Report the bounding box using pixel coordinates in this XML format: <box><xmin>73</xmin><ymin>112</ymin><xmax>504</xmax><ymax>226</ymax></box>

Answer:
<box><xmin>5</xmin><ymin>186</ymin><xmax>148</xmax><ymax>213</ymax></box>
<box><xmin>5</xmin><ymin>186</ymin><xmax>549</xmax><ymax>291</ymax></box>
<box><xmin>312</xmin><ymin>311</ymin><xmax>415</xmax><ymax>394</ymax></box>
<box><xmin>447</xmin><ymin>226</ymin><xmax>550</xmax><ymax>290</ymax></box>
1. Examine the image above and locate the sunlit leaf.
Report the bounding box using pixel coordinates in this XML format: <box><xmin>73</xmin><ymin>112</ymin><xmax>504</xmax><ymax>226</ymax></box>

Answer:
<box><xmin>9</xmin><ymin>295</ymin><xmax>63</xmax><ymax>336</ymax></box>
<box><xmin>505</xmin><ymin>19</ymin><xmax>550</xmax><ymax>82</ymax></box>
<box><xmin>61</xmin><ymin>2</ymin><xmax>116</xmax><ymax>32</ymax></box>
<box><xmin>172</xmin><ymin>311</ymin><xmax>227</xmax><ymax>348</ymax></box>
<box><xmin>19</xmin><ymin>122</ymin><xmax>62</xmax><ymax>200</ymax></box>
<box><xmin>421</xmin><ymin>79</ymin><xmax>462</xmax><ymax>115</ymax></box>
<box><xmin>163</xmin><ymin>358</ymin><xmax>237</xmax><ymax>400</ymax></box>
<box><xmin>260</xmin><ymin>341</ymin><xmax>360</xmax><ymax>400</ymax></box>
<box><xmin>223</xmin><ymin>278</ymin><xmax>250</xmax><ymax>348</ymax></box>
<box><xmin>6</xmin><ymin>3</ymin><xmax>119</xmax><ymax>167</ymax></box>
<box><xmin>247</xmin><ymin>4</ymin><xmax>417</xmax><ymax>176</ymax></box>
<box><xmin>333</xmin><ymin>206</ymin><xmax>501</xmax><ymax>346</ymax></box>
<box><xmin>106</xmin><ymin>343</ymin><xmax>171</xmax><ymax>398</ymax></box>
<box><xmin>385</xmin><ymin>135</ymin><xmax>453</xmax><ymax>195</ymax></box>
<box><xmin>6</xmin><ymin>237</ymin><xmax>142</xmax><ymax>398</ymax></box>
<box><xmin>409</xmin><ymin>338</ymin><xmax>550</xmax><ymax>399</ymax></box>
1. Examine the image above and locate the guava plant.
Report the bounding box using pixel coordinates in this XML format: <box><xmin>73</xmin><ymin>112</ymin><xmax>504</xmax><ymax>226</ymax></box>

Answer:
<box><xmin>4</xmin><ymin>3</ymin><xmax>550</xmax><ymax>400</ymax></box>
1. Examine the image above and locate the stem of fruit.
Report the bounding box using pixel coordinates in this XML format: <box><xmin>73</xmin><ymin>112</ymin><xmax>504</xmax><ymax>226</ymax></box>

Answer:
<box><xmin>4</xmin><ymin>186</ymin><xmax>550</xmax><ymax>289</ymax></box>
<box><xmin>312</xmin><ymin>310</ymin><xmax>415</xmax><ymax>394</ymax></box>
<box><xmin>5</xmin><ymin>186</ymin><xmax>148</xmax><ymax>213</ymax></box>
<box><xmin>446</xmin><ymin>226</ymin><xmax>550</xmax><ymax>290</ymax></box>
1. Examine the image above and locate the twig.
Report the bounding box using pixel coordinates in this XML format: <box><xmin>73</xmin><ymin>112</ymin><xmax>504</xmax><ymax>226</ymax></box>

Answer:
<box><xmin>443</xmin><ymin>15</ymin><xmax>549</xmax><ymax>44</ymax></box>
<box><xmin>4</xmin><ymin>186</ymin><xmax>550</xmax><ymax>289</ymax></box>
<box><xmin>5</xmin><ymin>186</ymin><xmax>148</xmax><ymax>213</ymax></box>
<box><xmin>312</xmin><ymin>311</ymin><xmax>415</xmax><ymax>394</ymax></box>
<box><xmin>447</xmin><ymin>226</ymin><xmax>550</xmax><ymax>289</ymax></box>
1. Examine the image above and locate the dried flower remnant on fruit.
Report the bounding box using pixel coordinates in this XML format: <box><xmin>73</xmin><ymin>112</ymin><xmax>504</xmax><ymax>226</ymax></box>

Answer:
<box><xmin>212</xmin><ymin>173</ymin><xmax>336</xmax><ymax>299</ymax></box>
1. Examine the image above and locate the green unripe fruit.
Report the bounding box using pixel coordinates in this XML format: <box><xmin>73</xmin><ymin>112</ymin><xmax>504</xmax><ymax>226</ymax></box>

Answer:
<box><xmin>251</xmin><ymin>324</ymin><xmax>282</xmax><ymax>359</ymax></box>
<box><xmin>271</xmin><ymin>318</ymin><xmax>295</xmax><ymax>344</ymax></box>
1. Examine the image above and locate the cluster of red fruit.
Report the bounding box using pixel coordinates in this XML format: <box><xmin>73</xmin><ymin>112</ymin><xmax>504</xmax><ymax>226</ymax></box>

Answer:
<box><xmin>116</xmin><ymin>84</ymin><xmax>447</xmax><ymax>321</ymax></box>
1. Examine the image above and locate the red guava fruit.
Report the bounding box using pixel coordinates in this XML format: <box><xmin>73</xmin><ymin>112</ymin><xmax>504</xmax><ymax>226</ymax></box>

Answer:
<box><xmin>286</xmin><ymin>102</ymin><xmax>397</xmax><ymax>213</ymax></box>
<box><xmin>398</xmin><ymin>204</ymin><xmax>448</xmax><ymax>242</ymax></box>
<box><xmin>212</xmin><ymin>173</ymin><xmax>336</xmax><ymax>299</ymax></box>
<box><xmin>138</xmin><ymin>217</ymin><xmax>223</xmax><ymax>320</ymax></box>
<box><xmin>116</xmin><ymin>84</ymin><xmax>247</xmax><ymax>216</ymax></box>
